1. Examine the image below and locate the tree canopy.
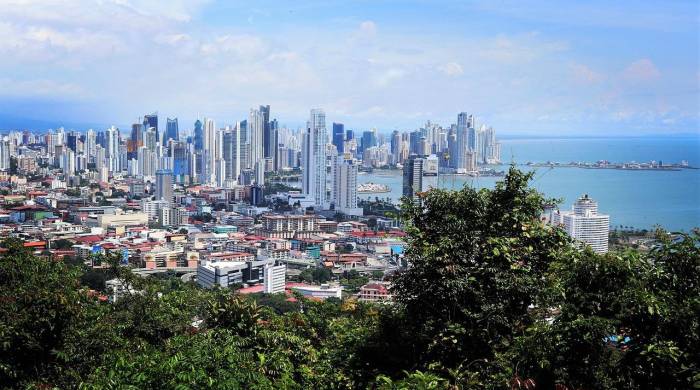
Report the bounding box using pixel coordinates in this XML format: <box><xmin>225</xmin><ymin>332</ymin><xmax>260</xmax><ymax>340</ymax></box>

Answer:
<box><xmin>0</xmin><ymin>167</ymin><xmax>697</xmax><ymax>389</ymax></box>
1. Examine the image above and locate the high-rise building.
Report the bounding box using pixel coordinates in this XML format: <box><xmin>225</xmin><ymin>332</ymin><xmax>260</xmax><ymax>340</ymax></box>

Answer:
<box><xmin>402</xmin><ymin>155</ymin><xmax>424</xmax><ymax>200</ymax></box>
<box><xmin>164</xmin><ymin>118</ymin><xmax>179</xmax><ymax>143</ymax></box>
<box><xmin>302</xmin><ymin>109</ymin><xmax>328</xmax><ymax>208</ymax></box>
<box><xmin>263</xmin><ymin>264</ymin><xmax>286</xmax><ymax>294</ymax></box>
<box><xmin>269</xmin><ymin>118</ymin><xmax>279</xmax><ymax>171</ymax></box>
<box><xmin>260</xmin><ymin>105</ymin><xmax>276</xmax><ymax>167</ymax></box>
<box><xmin>85</xmin><ymin>129</ymin><xmax>96</xmax><ymax>163</ymax></box>
<box><xmin>333</xmin><ymin>157</ymin><xmax>362</xmax><ymax>215</ymax></box>
<box><xmin>0</xmin><ymin>137</ymin><xmax>10</xmax><ymax>171</ymax></box>
<box><xmin>155</xmin><ymin>169</ymin><xmax>173</xmax><ymax>203</ymax></box>
<box><xmin>105</xmin><ymin>126</ymin><xmax>120</xmax><ymax>173</ymax></box>
<box><xmin>558</xmin><ymin>194</ymin><xmax>610</xmax><ymax>254</ymax></box>
<box><xmin>332</xmin><ymin>123</ymin><xmax>345</xmax><ymax>153</ymax></box>
<box><xmin>203</xmin><ymin>118</ymin><xmax>216</xmax><ymax>183</ymax></box>
<box><xmin>361</xmin><ymin>130</ymin><xmax>377</xmax><ymax>154</ymax></box>
<box><xmin>193</xmin><ymin>119</ymin><xmax>204</xmax><ymax>151</ymax></box>
<box><xmin>172</xmin><ymin>141</ymin><xmax>189</xmax><ymax>182</ymax></box>
<box><xmin>143</xmin><ymin>113</ymin><xmax>158</xmax><ymax>144</ymax></box>
<box><xmin>249</xmin><ymin>108</ymin><xmax>264</xmax><ymax>170</ymax></box>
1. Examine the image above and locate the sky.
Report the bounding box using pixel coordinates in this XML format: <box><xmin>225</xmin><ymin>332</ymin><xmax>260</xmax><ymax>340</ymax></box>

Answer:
<box><xmin>0</xmin><ymin>0</ymin><xmax>698</xmax><ymax>136</ymax></box>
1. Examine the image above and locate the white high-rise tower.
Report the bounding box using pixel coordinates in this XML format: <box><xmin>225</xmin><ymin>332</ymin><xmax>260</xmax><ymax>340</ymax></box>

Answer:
<box><xmin>557</xmin><ymin>194</ymin><xmax>610</xmax><ymax>254</ymax></box>
<box><xmin>302</xmin><ymin>109</ymin><xmax>328</xmax><ymax>208</ymax></box>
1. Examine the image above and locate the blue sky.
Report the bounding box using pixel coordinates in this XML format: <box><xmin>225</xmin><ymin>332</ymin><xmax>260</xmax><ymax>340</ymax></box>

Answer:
<box><xmin>0</xmin><ymin>0</ymin><xmax>697</xmax><ymax>136</ymax></box>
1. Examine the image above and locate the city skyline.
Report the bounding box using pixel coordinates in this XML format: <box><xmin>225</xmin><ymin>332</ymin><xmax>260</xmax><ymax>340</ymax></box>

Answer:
<box><xmin>0</xmin><ymin>1</ymin><xmax>698</xmax><ymax>135</ymax></box>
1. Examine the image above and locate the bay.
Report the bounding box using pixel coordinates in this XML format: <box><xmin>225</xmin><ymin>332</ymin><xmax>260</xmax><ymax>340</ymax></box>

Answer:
<box><xmin>358</xmin><ymin>137</ymin><xmax>700</xmax><ymax>232</ymax></box>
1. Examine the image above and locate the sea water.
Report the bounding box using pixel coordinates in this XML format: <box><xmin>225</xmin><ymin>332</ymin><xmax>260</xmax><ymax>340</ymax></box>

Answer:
<box><xmin>359</xmin><ymin>137</ymin><xmax>700</xmax><ymax>232</ymax></box>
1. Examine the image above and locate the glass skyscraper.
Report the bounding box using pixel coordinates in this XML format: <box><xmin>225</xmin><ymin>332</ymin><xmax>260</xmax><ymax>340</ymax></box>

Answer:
<box><xmin>332</xmin><ymin>122</ymin><xmax>344</xmax><ymax>153</ymax></box>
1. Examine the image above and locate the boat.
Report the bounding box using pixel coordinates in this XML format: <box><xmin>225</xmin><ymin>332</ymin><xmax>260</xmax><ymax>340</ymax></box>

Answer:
<box><xmin>357</xmin><ymin>182</ymin><xmax>391</xmax><ymax>193</ymax></box>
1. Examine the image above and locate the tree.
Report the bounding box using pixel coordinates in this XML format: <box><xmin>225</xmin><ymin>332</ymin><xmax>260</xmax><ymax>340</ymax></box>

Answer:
<box><xmin>0</xmin><ymin>238</ymin><xmax>87</xmax><ymax>387</ymax></box>
<box><xmin>513</xmin><ymin>231</ymin><xmax>700</xmax><ymax>389</ymax></box>
<box><xmin>387</xmin><ymin>166</ymin><xmax>572</xmax><ymax>383</ymax></box>
<box><xmin>53</xmin><ymin>238</ymin><xmax>74</xmax><ymax>250</ymax></box>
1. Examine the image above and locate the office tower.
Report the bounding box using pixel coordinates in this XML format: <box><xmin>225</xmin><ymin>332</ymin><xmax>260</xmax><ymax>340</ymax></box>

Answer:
<box><xmin>332</xmin><ymin>123</ymin><xmax>345</xmax><ymax>153</ymax></box>
<box><xmin>346</xmin><ymin>129</ymin><xmax>354</xmax><ymax>141</ymax></box>
<box><xmin>66</xmin><ymin>132</ymin><xmax>78</xmax><ymax>152</ymax></box>
<box><xmin>165</xmin><ymin>118</ymin><xmax>179</xmax><ymax>143</ymax></box>
<box><xmin>0</xmin><ymin>137</ymin><xmax>10</xmax><ymax>171</ymax></box>
<box><xmin>254</xmin><ymin>159</ymin><xmax>265</xmax><ymax>186</ymax></box>
<box><xmin>390</xmin><ymin>130</ymin><xmax>401</xmax><ymax>163</ymax></box>
<box><xmin>301</xmin><ymin>109</ymin><xmax>328</xmax><ymax>208</ymax></box>
<box><xmin>223</xmin><ymin>128</ymin><xmax>243</xmax><ymax>183</ymax></box>
<box><xmin>203</xmin><ymin>118</ymin><xmax>216</xmax><ymax>183</ymax></box>
<box><xmin>238</xmin><ymin>120</ymin><xmax>250</xmax><ymax>171</ymax></box>
<box><xmin>129</xmin><ymin>123</ymin><xmax>143</xmax><ymax>158</ymax></box>
<box><xmin>119</xmin><ymin>143</ymin><xmax>128</xmax><ymax>172</ymax></box>
<box><xmin>95</xmin><ymin>146</ymin><xmax>106</xmax><ymax>172</ymax></box>
<box><xmin>85</xmin><ymin>129</ymin><xmax>96</xmax><ymax>163</ymax></box>
<box><xmin>333</xmin><ymin>157</ymin><xmax>362</xmax><ymax>215</ymax></box>
<box><xmin>193</xmin><ymin>119</ymin><xmax>204</xmax><ymax>151</ymax></box>
<box><xmin>215</xmin><ymin>158</ymin><xmax>226</xmax><ymax>187</ymax></box>
<box><xmin>249</xmin><ymin>108</ymin><xmax>264</xmax><ymax>170</ymax></box>
<box><xmin>361</xmin><ymin>130</ymin><xmax>377</xmax><ymax>154</ymax></box>
<box><xmin>260</xmin><ymin>105</ymin><xmax>275</xmax><ymax>166</ymax></box>
<box><xmin>143</xmin><ymin>113</ymin><xmax>158</xmax><ymax>144</ymax></box>
<box><xmin>61</xmin><ymin>149</ymin><xmax>76</xmax><ymax>176</ymax></box>
<box><xmin>557</xmin><ymin>195</ymin><xmax>610</xmax><ymax>253</ymax></box>
<box><xmin>95</xmin><ymin>130</ymin><xmax>105</xmax><ymax>149</ymax></box>
<box><xmin>270</xmin><ymin>118</ymin><xmax>279</xmax><ymax>171</ymax></box>
<box><xmin>155</xmin><ymin>169</ymin><xmax>173</xmax><ymax>203</ymax></box>
<box><xmin>172</xmin><ymin>141</ymin><xmax>189</xmax><ymax>182</ymax></box>
<box><xmin>402</xmin><ymin>155</ymin><xmax>424</xmax><ymax>200</ymax></box>
<box><xmin>144</xmin><ymin>127</ymin><xmax>157</xmax><ymax>151</ymax></box>
<box><xmin>105</xmin><ymin>126</ymin><xmax>120</xmax><ymax>172</ymax></box>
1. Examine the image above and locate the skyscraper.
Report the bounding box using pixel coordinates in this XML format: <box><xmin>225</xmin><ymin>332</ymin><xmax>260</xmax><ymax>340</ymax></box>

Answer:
<box><xmin>333</xmin><ymin>157</ymin><xmax>362</xmax><ymax>215</ymax></box>
<box><xmin>332</xmin><ymin>123</ymin><xmax>345</xmax><ymax>153</ymax></box>
<box><xmin>302</xmin><ymin>109</ymin><xmax>328</xmax><ymax>208</ymax></box>
<box><xmin>172</xmin><ymin>141</ymin><xmax>189</xmax><ymax>182</ymax></box>
<box><xmin>402</xmin><ymin>155</ymin><xmax>424</xmax><ymax>200</ymax></box>
<box><xmin>105</xmin><ymin>126</ymin><xmax>120</xmax><ymax>173</ymax></box>
<box><xmin>260</xmin><ymin>105</ymin><xmax>275</xmax><ymax>167</ymax></box>
<box><xmin>203</xmin><ymin>118</ymin><xmax>216</xmax><ymax>183</ymax></box>
<box><xmin>193</xmin><ymin>119</ymin><xmax>204</xmax><ymax>151</ymax></box>
<box><xmin>0</xmin><ymin>137</ymin><xmax>10</xmax><ymax>171</ymax></box>
<box><xmin>249</xmin><ymin>108</ymin><xmax>264</xmax><ymax>170</ymax></box>
<box><xmin>155</xmin><ymin>169</ymin><xmax>173</xmax><ymax>203</ymax></box>
<box><xmin>270</xmin><ymin>118</ymin><xmax>279</xmax><ymax>171</ymax></box>
<box><xmin>361</xmin><ymin>130</ymin><xmax>377</xmax><ymax>154</ymax></box>
<box><xmin>164</xmin><ymin>118</ymin><xmax>179</xmax><ymax>143</ymax></box>
<box><xmin>558</xmin><ymin>194</ymin><xmax>610</xmax><ymax>254</ymax></box>
<box><xmin>143</xmin><ymin>113</ymin><xmax>158</xmax><ymax>144</ymax></box>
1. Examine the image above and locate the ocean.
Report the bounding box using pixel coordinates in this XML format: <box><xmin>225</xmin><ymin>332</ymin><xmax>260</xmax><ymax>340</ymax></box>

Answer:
<box><xmin>358</xmin><ymin>137</ymin><xmax>700</xmax><ymax>232</ymax></box>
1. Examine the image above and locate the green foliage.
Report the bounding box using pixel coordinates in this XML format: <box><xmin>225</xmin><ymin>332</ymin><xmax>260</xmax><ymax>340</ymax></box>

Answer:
<box><xmin>299</xmin><ymin>267</ymin><xmax>333</xmax><ymax>284</ymax></box>
<box><xmin>389</xmin><ymin>166</ymin><xmax>572</xmax><ymax>380</ymax></box>
<box><xmin>53</xmin><ymin>238</ymin><xmax>75</xmax><ymax>249</ymax></box>
<box><xmin>0</xmin><ymin>238</ymin><xmax>86</xmax><ymax>387</ymax></box>
<box><xmin>0</xmin><ymin>168</ymin><xmax>698</xmax><ymax>389</ymax></box>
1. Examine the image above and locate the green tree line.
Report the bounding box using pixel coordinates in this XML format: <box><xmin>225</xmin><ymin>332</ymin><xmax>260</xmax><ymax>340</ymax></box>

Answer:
<box><xmin>0</xmin><ymin>167</ymin><xmax>697</xmax><ymax>389</ymax></box>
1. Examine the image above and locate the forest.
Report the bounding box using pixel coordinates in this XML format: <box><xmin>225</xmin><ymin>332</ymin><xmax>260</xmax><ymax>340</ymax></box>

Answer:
<box><xmin>1</xmin><ymin>168</ymin><xmax>697</xmax><ymax>389</ymax></box>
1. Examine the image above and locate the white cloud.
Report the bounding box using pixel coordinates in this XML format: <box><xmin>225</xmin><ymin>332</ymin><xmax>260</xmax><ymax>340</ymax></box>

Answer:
<box><xmin>438</xmin><ymin>62</ymin><xmax>464</xmax><ymax>77</ymax></box>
